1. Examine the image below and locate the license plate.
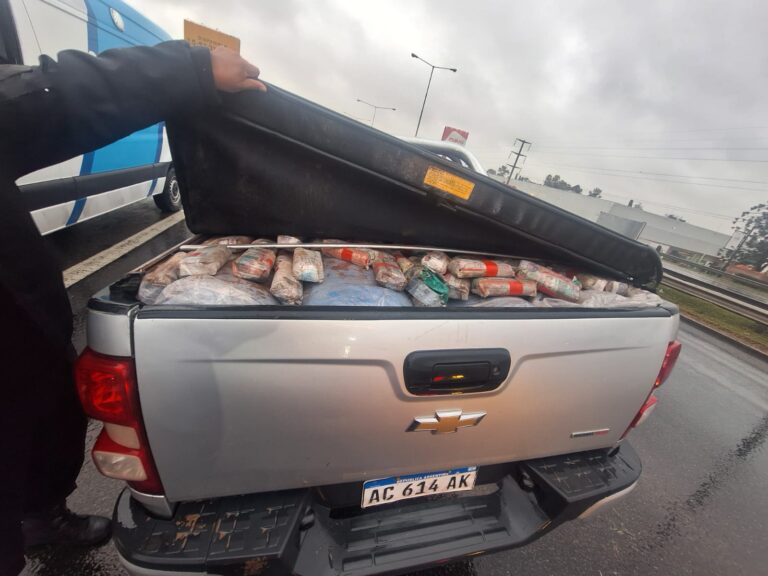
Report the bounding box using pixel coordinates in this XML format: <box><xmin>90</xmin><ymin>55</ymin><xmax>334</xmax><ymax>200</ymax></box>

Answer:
<box><xmin>361</xmin><ymin>466</ymin><xmax>477</xmax><ymax>508</ymax></box>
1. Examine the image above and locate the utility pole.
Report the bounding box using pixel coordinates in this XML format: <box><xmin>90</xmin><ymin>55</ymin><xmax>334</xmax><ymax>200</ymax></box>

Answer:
<box><xmin>506</xmin><ymin>138</ymin><xmax>531</xmax><ymax>184</ymax></box>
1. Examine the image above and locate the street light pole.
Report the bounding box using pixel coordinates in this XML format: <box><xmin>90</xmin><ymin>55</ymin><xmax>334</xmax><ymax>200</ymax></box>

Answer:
<box><xmin>411</xmin><ymin>53</ymin><xmax>457</xmax><ymax>138</ymax></box>
<box><xmin>356</xmin><ymin>98</ymin><xmax>396</xmax><ymax>127</ymax></box>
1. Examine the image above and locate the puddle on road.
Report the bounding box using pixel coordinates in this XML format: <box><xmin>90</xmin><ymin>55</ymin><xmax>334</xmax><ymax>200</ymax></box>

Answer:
<box><xmin>649</xmin><ymin>412</ymin><xmax>768</xmax><ymax>548</ymax></box>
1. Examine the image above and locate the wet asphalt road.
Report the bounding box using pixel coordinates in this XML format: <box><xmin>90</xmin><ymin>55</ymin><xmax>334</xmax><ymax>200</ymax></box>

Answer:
<box><xmin>22</xmin><ymin>199</ymin><xmax>768</xmax><ymax>575</ymax></box>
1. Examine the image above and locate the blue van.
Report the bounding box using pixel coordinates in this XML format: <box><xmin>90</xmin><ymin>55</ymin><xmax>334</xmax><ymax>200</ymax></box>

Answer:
<box><xmin>0</xmin><ymin>0</ymin><xmax>181</xmax><ymax>234</ymax></box>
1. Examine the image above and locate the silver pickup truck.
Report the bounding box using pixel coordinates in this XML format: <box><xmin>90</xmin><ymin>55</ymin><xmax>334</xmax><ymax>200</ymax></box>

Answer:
<box><xmin>76</xmin><ymin>87</ymin><xmax>681</xmax><ymax>576</ymax></box>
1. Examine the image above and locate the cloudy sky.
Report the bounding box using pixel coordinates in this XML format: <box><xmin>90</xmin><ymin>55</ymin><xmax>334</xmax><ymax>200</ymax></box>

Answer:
<box><xmin>127</xmin><ymin>0</ymin><xmax>767</xmax><ymax>234</ymax></box>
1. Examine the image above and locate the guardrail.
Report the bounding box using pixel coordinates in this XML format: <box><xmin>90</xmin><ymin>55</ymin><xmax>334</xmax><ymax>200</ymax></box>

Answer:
<box><xmin>662</xmin><ymin>268</ymin><xmax>768</xmax><ymax>327</ymax></box>
<box><xmin>662</xmin><ymin>254</ymin><xmax>768</xmax><ymax>292</ymax></box>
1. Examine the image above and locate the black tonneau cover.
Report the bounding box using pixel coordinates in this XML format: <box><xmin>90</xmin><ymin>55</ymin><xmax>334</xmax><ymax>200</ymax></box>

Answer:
<box><xmin>167</xmin><ymin>86</ymin><xmax>662</xmax><ymax>287</ymax></box>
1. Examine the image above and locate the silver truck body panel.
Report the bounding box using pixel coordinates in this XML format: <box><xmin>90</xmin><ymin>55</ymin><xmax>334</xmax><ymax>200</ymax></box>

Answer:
<box><xmin>132</xmin><ymin>313</ymin><xmax>677</xmax><ymax>502</ymax></box>
<box><xmin>87</xmin><ymin>306</ymin><xmax>137</xmax><ymax>357</ymax></box>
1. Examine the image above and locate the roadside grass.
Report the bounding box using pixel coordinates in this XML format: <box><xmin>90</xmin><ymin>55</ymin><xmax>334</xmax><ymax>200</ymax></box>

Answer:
<box><xmin>658</xmin><ymin>285</ymin><xmax>768</xmax><ymax>354</ymax></box>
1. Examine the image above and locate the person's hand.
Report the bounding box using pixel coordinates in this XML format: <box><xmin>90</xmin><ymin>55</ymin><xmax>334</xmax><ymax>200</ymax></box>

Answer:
<box><xmin>210</xmin><ymin>47</ymin><xmax>267</xmax><ymax>93</ymax></box>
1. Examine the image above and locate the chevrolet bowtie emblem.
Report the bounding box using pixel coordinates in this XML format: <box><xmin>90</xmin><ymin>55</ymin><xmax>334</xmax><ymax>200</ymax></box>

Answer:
<box><xmin>408</xmin><ymin>409</ymin><xmax>487</xmax><ymax>434</ymax></box>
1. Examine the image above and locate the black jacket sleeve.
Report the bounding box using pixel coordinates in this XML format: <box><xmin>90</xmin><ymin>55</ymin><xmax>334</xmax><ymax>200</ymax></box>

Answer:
<box><xmin>0</xmin><ymin>40</ymin><xmax>219</xmax><ymax>180</ymax></box>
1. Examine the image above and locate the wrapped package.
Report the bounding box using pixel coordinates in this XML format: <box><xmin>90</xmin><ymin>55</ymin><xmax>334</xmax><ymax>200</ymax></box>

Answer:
<box><xmin>405</xmin><ymin>265</ymin><xmax>449</xmax><ymax>304</ymax></box>
<box><xmin>407</xmin><ymin>278</ymin><xmax>445</xmax><ymax>307</ymax></box>
<box><xmin>517</xmin><ymin>260</ymin><xmax>580</xmax><ymax>302</ymax></box>
<box><xmin>393</xmin><ymin>252</ymin><xmax>415</xmax><ymax>275</ymax></box>
<box><xmin>576</xmin><ymin>273</ymin><xmax>609</xmax><ymax>292</ymax></box>
<box><xmin>471</xmin><ymin>278</ymin><xmax>537</xmax><ymax>298</ymax></box>
<box><xmin>277</xmin><ymin>235</ymin><xmax>302</xmax><ymax>245</ymax></box>
<box><xmin>625</xmin><ymin>291</ymin><xmax>663</xmax><ymax>307</ymax></box>
<box><xmin>304</xmin><ymin>258</ymin><xmax>411</xmax><ymax>306</ymax></box>
<box><xmin>320</xmin><ymin>240</ymin><xmax>375</xmax><ymax>268</ymax></box>
<box><xmin>232</xmin><ymin>245</ymin><xmax>277</xmax><ymax>281</ymax></box>
<box><xmin>373</xmin><ymin>254</ymin><xmax>407</xmax><ymax>291</ymax></box>
<box><xmin>605</xmin><ymin>281</ymin><xmax>630</xmax><ymax>296</ymax></box>
<box><xmin>421</xmin><ymin>251</ymin><xmax>450</xmax><ymax>275</ymax></box>
<box><xmin>453</xmin><ymin>296</ymin><xmax>534</xmax><ymax>308</ymax></box>
<box><xmin>179</xmin><ymin>245</ymin><xmax>231</xmax><ymax>277</ymax></box>
<box><xmin>443</xmin><ymin>273</ymin><xmax>470</xmax><ymax>301</ymax></box>
<box><xmin>156</xmin><ymin>275</ymin><xmax>278</xmax><ymax>306</ymax></box>
<box><xmin>204</xmin><ymin>235</ymin><xmax>254</xmax><ymax>246</ymax></box>
<box><xmin>533</xmin><ymin>296</ymin><xmax>582</xmax><ymax>308</ymax></box>
<box><xmin>270</xmin><ymin>253</ymin><xmax>303</xmax><ymax>305</ymax></box>
<box><xmin>447</xmin><ymin>258</ymin><xmax>516</xmax><ymax>278</ymax></box>
<box><xmin>214</xmin><ymin>266</ymin><xmax>255</xmax><ymax>286</ymax></box>
<box><xmin>575</xmin><ymin>289</ymin><xmax>659</xmax><ymax>308</ymax></box>
<box><xmin>138</xmin><ymin>252</ymin><xmax>189</xmax><ymax>304</ymax></box>
<box><xmin>293</xmin><ymin>247</ymin><xmax>324</xmax><ymax>283</ymax></box>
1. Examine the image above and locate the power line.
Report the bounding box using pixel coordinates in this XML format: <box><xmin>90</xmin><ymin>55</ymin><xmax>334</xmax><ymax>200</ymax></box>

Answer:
<box><xmin>590</xmin><ymin>193</ymin><xmax>738</xmax><ymax>221</ymax></box>
<box><xmin>526</xmin><ymin>163</ymin><xmax>768</xmax><ymax>185</ymax></box>
<box><xmin>534</xmin><ymin>145</ymin><xmax>768</xmax><ymax>151</ymax></box>
<box><xmin>532</xmin><ymin>151</ymin><xmax>768</xmax><ymax>163</ymax></box>
<box><xmin>525</xmin><ymin>162</ymin><xmax>767</xmax><ymax>193</ymax></box>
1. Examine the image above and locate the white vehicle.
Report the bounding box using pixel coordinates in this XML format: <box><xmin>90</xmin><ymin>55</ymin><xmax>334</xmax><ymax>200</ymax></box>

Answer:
<box><xmin>0</xmin><ymin>0</ymin><xmax>180</xmax><ymax>234</ymax></box>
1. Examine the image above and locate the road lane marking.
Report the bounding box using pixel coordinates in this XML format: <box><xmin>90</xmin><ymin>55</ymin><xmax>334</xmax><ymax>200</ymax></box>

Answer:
<box><xmin>63</xmin><ymin>211</ymin><xmax>185</xmax><ymax>288</ymax></box>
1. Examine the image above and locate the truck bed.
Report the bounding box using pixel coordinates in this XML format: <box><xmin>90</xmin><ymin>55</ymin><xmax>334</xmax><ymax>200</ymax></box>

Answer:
<box><xmin>90</xmin><ymin>283</ymin><xmax>678</xmax><ymax>503</ymax></box>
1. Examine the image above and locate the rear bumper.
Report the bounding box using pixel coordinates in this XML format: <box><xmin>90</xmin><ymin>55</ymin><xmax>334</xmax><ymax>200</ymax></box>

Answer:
<box><xmin>114</xmin><ymin>443</ymin><xmax>641</xmax><ymax>576</ymax></box>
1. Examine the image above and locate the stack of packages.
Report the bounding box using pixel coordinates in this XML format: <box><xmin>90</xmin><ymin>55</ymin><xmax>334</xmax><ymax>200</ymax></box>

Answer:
<box><xmin>138</xmin><ymin>235</ymin><xmax>325</xmax><ymax>306</ymax></box>
<box><xmin>137</xmin><ymin>237</ymin><xmax>662</xmax><ymax>309</ymax></box>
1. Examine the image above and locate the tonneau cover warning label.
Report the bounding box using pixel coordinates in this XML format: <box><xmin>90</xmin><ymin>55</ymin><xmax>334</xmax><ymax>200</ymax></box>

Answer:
<box><xmin>423</xmin><ymin>166</ymin><xmax>475</xmax><ymax>200</ymax></box>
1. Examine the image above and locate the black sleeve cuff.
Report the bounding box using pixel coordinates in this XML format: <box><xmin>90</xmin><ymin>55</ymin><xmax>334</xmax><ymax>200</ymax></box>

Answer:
<box><xmin>189</xmin><ymin>45</ymin><xmax>221</xmax><ymax>107</ymax></box>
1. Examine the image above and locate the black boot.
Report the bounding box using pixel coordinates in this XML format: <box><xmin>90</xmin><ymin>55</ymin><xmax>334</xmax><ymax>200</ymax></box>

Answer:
<box><xmin>22</xmin><ymin>504</ymin><xmax>111</xmax><ymax>549</ymax></box>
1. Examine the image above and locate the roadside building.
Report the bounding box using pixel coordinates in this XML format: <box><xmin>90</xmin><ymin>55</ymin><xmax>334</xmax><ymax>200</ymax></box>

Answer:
<box><xmin>505</xmin><ymin>180</ymin><xmax>731</xmax><ymax>264</ymax></box>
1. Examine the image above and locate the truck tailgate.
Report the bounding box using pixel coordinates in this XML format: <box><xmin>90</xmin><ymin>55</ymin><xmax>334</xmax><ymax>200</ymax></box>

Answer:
<box><xmin>133</xmin><ymin>308</ymin><xmax>677</xmax><ymax>502</ymax></box>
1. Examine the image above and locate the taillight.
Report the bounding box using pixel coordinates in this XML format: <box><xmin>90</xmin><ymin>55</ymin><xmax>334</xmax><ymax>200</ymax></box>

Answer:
<box><xmin>75</xmin><ymin>348</ymin><xmax>163</xmax><ymax>494</ymax></box>
<box><xmin>655</xmin><ymin>340</ymin><xmax>682</xmax><ymax>388</ymax></box>
<box><xmin>621</xmin><ymin>340</ymin><xmax>682</xmax><ymax>439</ymax></box>
<box><xmin>628</xmin><ymin>395</ymin><xmax>658</xmax><ymax>429</ymax></box>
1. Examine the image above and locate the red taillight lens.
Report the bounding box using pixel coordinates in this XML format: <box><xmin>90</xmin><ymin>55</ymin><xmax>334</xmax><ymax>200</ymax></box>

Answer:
<box><xmin>75</xmin><ymin>348</ymin><xmax>136</xmax><ymax>425</ymax></box>
<box><xmin>655</xmin><ymin>341</ymin><xmax>682</xmax><ymax>388</ymax></box>
<box><xmin>75</xmin><ymin>348</ymin><xmax>164</xmax><ymax>494</ymax></box>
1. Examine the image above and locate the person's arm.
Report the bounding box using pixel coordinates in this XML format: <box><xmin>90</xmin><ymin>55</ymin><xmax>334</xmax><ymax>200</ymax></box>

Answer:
<box><xmin>0</xmin><ymin>41</ymin><xmax>265</xmax><ymax>180</ymax></box>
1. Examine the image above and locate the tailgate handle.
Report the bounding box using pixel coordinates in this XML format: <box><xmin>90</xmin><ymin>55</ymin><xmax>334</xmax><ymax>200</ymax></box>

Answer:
<box><xmin>404</xmin><ymin>348</ymin><xmax>511</xmax><ymax>395</ymax></box>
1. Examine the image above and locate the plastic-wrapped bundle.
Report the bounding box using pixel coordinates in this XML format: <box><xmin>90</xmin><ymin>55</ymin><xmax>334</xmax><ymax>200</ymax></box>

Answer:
<box><xmin>304</xmin><ymin>258</ymin><xmax>411</xmax><ymax>306</ymax></box>
<box><xmin>447</xmin><ymin>258</ymin><xmax>516</xmax><ymax>278</ymax></box>
<box><xmin>393</xmin><ymin>252</ymin><xmax>415</xmax><ymax>275</ymax></box>
<box><xmin>293</xmin><ymin>247</ymin><xmax>324</xmax><ymax>283</ymax></box>
<box><xmin>373</xmin><ymin>254</ymin><xmax>407</xmax><ymax>291</ymax></box>
<box><xmin>179</xmin><ymin>245</ymin><xmax>230</xmax><ymax>277</ymax></box>
<box><xmin>471</xmin><ymin>278</ymin><xmax>537</xmax><ymax>298</ymax></box>
<box><xmin>533</xmin><ymin>296</ymin><xmax>582</xmax><ymax>308</ymax></box>
<box><xmin>270</xmin><ymin>253</ymin><xmax>303</xmax><ymax>305</ymax></box>
<box><xmin>138</xmin><ymin>252</ymin><xmax>189</xmax><ymax>304</ymax></box>
<box><xmin>156</xmin><ymin>275</ymin><xmax>278</xmax><ymax>306</ymax></box>
<box><xmin>453</xmin><ymin>296</ymin><xmax>534</xmax><ymax>308</ymax></box>
<box><xmin>277</xmin><ymin>235</ymin><xmax>301</xmax><ymax>245</ymax></box>
<box><xmin>576</xmin><ymin>273</ymin><xmax>609</xmax><ymax>292</ymax></box>
<box><xmin>405</xmin><ymin>265</ymin><xmax>449</xmax><ymax>304</ymax></box>
<box><xmin>443</xmin><ymin>273</ymin><xmax>470</xmax><ymax>301</ymax></box>
<box><xmin>577</xmin><ymin>289</ymin><xmax>663</xmax><ymax>308</ymax></box>
<box><xmin>214</xmin><ymin>266</ymin><xmax>255</xmax><ymax>285</ymax></box>
<box><xmin>517</xmin><ymin>260</ymin><xmax>580</xmax><ymax>302</ymax></box>
<box><xmin>421</xmin><ymin>251</ymin><xmax>450</xmax><ymax>275</ymax></box>
<box><xmin>605</xmin><ymin>281</ymin><xmax>630</xmax><ymax>296</ymax></box>
<box><xmin>204</xmin><ymin>235</ymin><xmax>254</xmax><ymax>246</ymax></box>
<box><xmin>320</xmin><ymin>240</ymin><xmax>374</xmax><ymax>268</ymax></box>
<box><xmin>232</xmin><ymin>246</ymin><xmax>276</xmax><ymax>281</ymax></box>
<box><xmin>407</xmin><ymin>278</ymin><xmax>445</xmax><ymax>307</ymax></box>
